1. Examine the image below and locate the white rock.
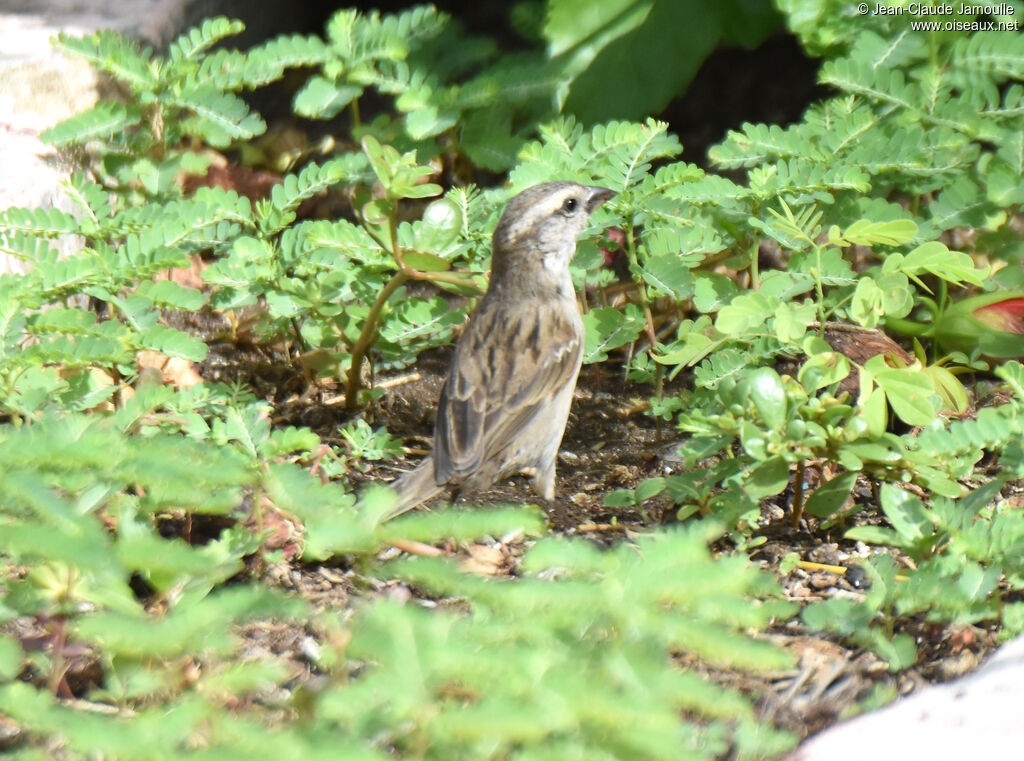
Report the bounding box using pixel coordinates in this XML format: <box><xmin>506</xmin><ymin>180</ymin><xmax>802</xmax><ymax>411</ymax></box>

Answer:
<box><xmin>789</xmin><ymin>637</ymin><xmax>1024</xmax><ymax>761</ymax></box>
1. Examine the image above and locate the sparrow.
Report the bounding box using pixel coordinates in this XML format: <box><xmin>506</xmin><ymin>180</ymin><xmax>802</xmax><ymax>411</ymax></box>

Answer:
<box><xmin>388</xmin><ymin>181</ymin><xmax>616</xmax><ymax>517</ymax></box>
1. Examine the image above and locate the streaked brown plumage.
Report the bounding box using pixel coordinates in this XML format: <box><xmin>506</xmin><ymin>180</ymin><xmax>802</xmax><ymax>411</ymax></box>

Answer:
<box><xmin>388</xmin><ymin>181</ymin><xmax>616</xmax><ymax>517</ymax></box>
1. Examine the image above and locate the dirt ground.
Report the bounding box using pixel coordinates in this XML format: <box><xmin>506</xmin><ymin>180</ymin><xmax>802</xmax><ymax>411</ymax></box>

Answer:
<box><xmin>196</xmin><ymin>327</ymin><xmax>1003</xmax><ymax>741</ymax></box>
<box><xmin>370</xmin><ymin>348</ymin><xmax>669</xmax><ymax>530</ymax></box>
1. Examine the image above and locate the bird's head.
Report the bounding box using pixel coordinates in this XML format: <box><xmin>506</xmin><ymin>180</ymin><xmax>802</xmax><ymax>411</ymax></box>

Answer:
<box><xmin>490</xmin><ymin>182</ymin><xmax>616</xmax><ymax>287</ymax></box>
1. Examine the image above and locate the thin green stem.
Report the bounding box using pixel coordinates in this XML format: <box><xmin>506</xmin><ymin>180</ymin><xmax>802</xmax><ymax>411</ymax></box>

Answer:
<box><xmin>46</xmin><ymin>616</ymin><xmax>69</xmax><ymax>697</ymax></box>
<box><xmin>654</xmin><ymin>361</ymin><xmax>665</xmax><ymax>445</ymax></box>
<box><xmin>814</xmin><ymin>244</ymin><xmax>826</xmax><ymax>331</ymax></box>
<box><xmin>790</xmin><ymin>459</ymin><xmax>806</xmax><ymax>528</ymax></box>
<box><xmin>749</xmin><ymin>238</ymin><xmax>760</xmax><ymax>291</ymax></box>
<box><xmin>345</xmin><ymin>269</ymin><xmax>408</xmax><ymax>412</ymax></box>
<box><xmin>883</xmin><ymin>316</ymin><xmax>931</xmax><ymax>337</ymax></box>
<box><xmin>824</xmin><ymin>292</ymin><xmax>855</xmax><ymax>322</ymax></box>
<box><xmin>365</xmin><ymin>213</ymin><xmax>484</xmax><ymax>293</ymax></box>
<box><xmin>624</xmin><ymin>227</ymin><xmax>657</xmax><ymax>344</ymax></box>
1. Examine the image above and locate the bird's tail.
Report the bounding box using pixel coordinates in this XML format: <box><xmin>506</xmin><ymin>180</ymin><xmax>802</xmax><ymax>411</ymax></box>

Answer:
<box><xmin>387</xmin><ymin>458</ymin><xmax>445</xmax><ymax>519</ymax></box>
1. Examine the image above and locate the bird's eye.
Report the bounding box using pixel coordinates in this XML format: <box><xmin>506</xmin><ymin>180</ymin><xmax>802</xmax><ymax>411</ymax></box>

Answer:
<box><xmin>561</xmin><ymin>197</ymin><xmax>579</xmax><ymax>213</ymax></box>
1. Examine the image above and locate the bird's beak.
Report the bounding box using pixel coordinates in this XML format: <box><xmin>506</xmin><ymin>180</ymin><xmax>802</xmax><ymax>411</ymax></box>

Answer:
<box><xmin>585</xmin><ymin>186</ymin><xmax>617</xmax><ymax>213</ymax></box>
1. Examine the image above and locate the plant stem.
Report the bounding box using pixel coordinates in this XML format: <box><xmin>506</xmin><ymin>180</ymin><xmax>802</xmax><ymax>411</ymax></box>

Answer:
<box><xmin>345</xmin><ymin>270</ymin><xmax>408</xmax><ymax>411</ymax></box>
<box><xmin>624</xmin><ymin>227</ymin><xmax>657</xmax><ymax>344</ymax></box>
<box><xmin>814</xmin><ymin>244</ymin><xmax>827</xmax><ymax>330</ymax></box>
<box><xmin>364</xmin><ymin>222</ymin><xmax>484</xmax><ymax>293</ymax></box>
<box><xmin>47</xmin><ymin>616</ymin><xmax>69</xmax><ymax>696</ymax></box>
<box><xmin>289</xmin><ymin>317</ymin><xmax>307</xmax><ymax>358</ymax></box>
<box><xmin>791</xmin><ymin>459</ymin><xmax>806</xmax><ymax>528</ymax></box>
<box><xmin>654</xmin><ymin>361</ymin><xmax>665</xmax><ymax>445</ymax></box>
<box><xmin>749</xmin><ymin>238</ymin><xmax>760</xmax><ymax>290</ymax></box>
<box><xmin>351</xmin><ymin>97</ymin><xmax>361</xmax><ymax>129</ymax></box>
<box><xmin>883</xmin><ymin>316</ymin><xmax>930</xmax><ymax>337</ymax></box>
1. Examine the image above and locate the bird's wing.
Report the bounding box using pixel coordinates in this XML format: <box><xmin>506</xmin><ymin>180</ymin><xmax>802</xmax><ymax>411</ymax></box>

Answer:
<box><xmin>433</xmin><ymin>299</ymin><xmax>582</xmax><ymax>482</ymax></box>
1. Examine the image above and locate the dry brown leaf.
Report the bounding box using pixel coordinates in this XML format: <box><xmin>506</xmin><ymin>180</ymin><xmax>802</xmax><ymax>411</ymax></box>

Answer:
<box><xmin>137</xmin><ymin>351</ymin><xmax>203</xmax><ymax>389</ymax></box>
<box><xmin>460</xmin><ymin>543</ymin><xmax>512</xmax><ymax>576</ymax></box>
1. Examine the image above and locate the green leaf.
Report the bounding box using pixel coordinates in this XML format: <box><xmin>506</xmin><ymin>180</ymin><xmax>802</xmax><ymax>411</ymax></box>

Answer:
<box><xmin>263</xmin><ymin>426</ymin><xmax>321</xmax><ymax>458</ymax></box>
<box><xmin>871</xmin><ymin>364</ymin><xmax>939</xmax><ymax>426</ymax></box>
<box><xmin>652</xmin><ymin>330</ymin><xmax>715</xmax><ymax>369</ymax></box>
<box><xmin>925</xmin><ymin>364</ymin><xmax>968</xmax><ymax>413</ymax></box>
<box><xmin>715</xmin><ymin>291</ymin><xmax>776</xmax><ymax>336</ymax></box>
<box><xmin>167</xmin><ymin>16</ymin><xmax>245</xmax><ymax>61</ymax></box>
<box><xmin>604</xmin><ymin>488</ymin><xmax>636</xmax><ymax>507</ymax></box>
<box><xmin>845</xmin><ymin>525</ymin><xmax>903</xmax><ymax>545</ymax></box>
<box><xmin>884</xmin><ymin>241</ymin><xmax>988</xmax><ymax>288</ymax></box>
<box><xmin>804</xmin><ymin>471</ymin><xmax>857</xmax><ymax>518</ymax></box>
<box><xmin>0</xmin><ymin>636</ymin><xmax>23</xmax><ymax>681</ymax></box>
<box><xmin>773</xmin><ymin>301</ymin><xmax>816</xmax><ymax>344</ymax></box>
<box><xmin>875</xmin><ymin>632</ymin><xmax>918</xmax><ymax>671</ymax></box>
<box><xmin>53</xmin><ymin>29</ymin><xmax>156</xmax><ymax>92</ymax></box>
<box><xmin>743</xmin><ymin>368</ymin><xmax>787</xmax><ymax>430</ymax></box>
<box><xmin>378</xmin><ymin>296</ymin><xmax>464</xmax><ymax>348</ymax></box>
<box><xmin>41</xmin><ymin>102</ymin><xmax>142</xmax><ymax>147</ymax></box>
<box><xmin>640</xmin><ymin>253</ymin><xmax>694</xmax><ymax>301</ymax></box>
<box><xmin>559</xmin><ymin>1</ymin><xmax>721</xmax><ymax>123</ymax></box>
<box><xmin>692</xmin><ymin>273</ymin><xmax>739</xmax><ymax>313</ymax></box>
<box><xmin>878</xmin><ymin>484</ymin><xmax>933</xmax><ymax>544</ymax></box>
<box><xmin>543</xmin><ymin>0</ymin><xmax>653</xmax><ymax>58</ymax></box>
<box><xmin>414</xmin><ymin>199</ymin><xmax>460</xmax><ymax>253</ymax></box>
<box><xmin>175</xmin><ymin>88</ymin><xmax>266</xmax><ymax>146</ymax></box>
<box><xmin>582</xmin><ymin>305</ymin><xmax>646</xmax><ymax>363</ymax></box>
<box><xmin>744</xmin><ymin>457</ymin><xmax>790</xmax><ymax>499</ymax></box>
<box><xmin>362</xmin><ymin>135</ymin><xmax>397</xmax><ymax>186</ymax></box>
<box><xmin>635</xmin><ymin>477</ymin><xmax>667</xmax><ymax>502</ymax></box>
<box><xmin>134</xmin><ymin>280</ymin><xmax>205</xmax><ymax>311</ymax></box>
<box><xmin>833</xmin><ymin>218</ymin><xmax>918</xmax><ymax>247</ymax></box>
<box><xmin>398</xmin><ymin>181</ymin><xmax>443</xmax><ymax>199</ymax></box>
<box><xmin>402</xmin><ymin>251</ymin><xmax>450</xmax><ymax>272</ymax></box>
<box><xmin>138</xmin><ymin>325</ymin><xmax>207</xmax><ymax>362</ymax></box>
<box><xmin>798</xmin><ymin>351</ymin><xmax>851</xmax><ymax>391</ymax></box>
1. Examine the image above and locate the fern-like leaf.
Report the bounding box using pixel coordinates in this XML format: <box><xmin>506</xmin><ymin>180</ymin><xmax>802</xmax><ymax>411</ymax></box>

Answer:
<box><xmin>952</xmin><ymin>33</ymin><xmax>1024</xmax><ymax>84</ymax></box>
<box><xmin>0</xmin><ymin>232</ymin><xmax>59</xmax><ymax>266</ymax></box>
<box><xmin>298</xmin><ymin>219</ymin><xmax>387</xmax><ymax>266</ymax></box>
<box><xmin>267</xmin><ymin>156</ymin><xmax>372</xmax><ymax>218</ymax></box>
<box><xmin>0</xmin><ymin>207</ymin><xmax>79</xmax><ymax>238</ymax></box>
<box><xmin>62</xmin><ymin>175</ymin><xmax>113</xmax><ymax>228</ymax></box>
<box><xmin>584</xmin><ymin>119</ymin><xmax>682</xmax><ymax>190</ymax></box>
<box><xmin>820</xmin><ymin>59</ymin><xmax>920</xmax><ymax>113</ymax></box>
<box><xmin>171</xmin><ymin>88</ymin><xmax>266</xmax><ymax>147</ymax></box>
<box><xmin>167</xmin><ymin>16</ymin><xmax>245</xmax><ymax>62</ymax></box>
<box><xmin>711</xmin><ymin>122</ymin><xmax>822</xmax><ymax>170</ymax></box>
<box><xmin>54</xmin><ymin>30</ymin><xmax>155</xmax><ymax>92</ymax></box>
<box><xmin>41</xmin><ymin>102</ymin><xmax>143</xmax><ymax>148</ymax></box>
